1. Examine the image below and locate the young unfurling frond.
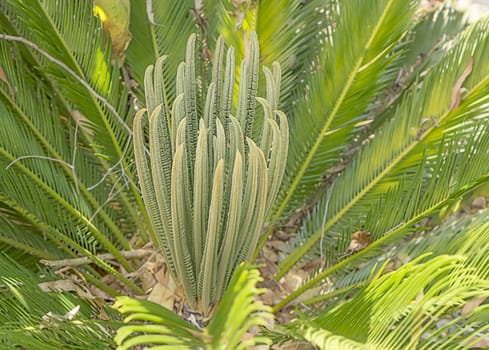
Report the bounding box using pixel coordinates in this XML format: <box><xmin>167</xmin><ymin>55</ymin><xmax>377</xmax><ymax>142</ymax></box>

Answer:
<box><xmin>133</xmin><ymin>33</ymin><xmax>288</xmax><ymax>315</ymax></box>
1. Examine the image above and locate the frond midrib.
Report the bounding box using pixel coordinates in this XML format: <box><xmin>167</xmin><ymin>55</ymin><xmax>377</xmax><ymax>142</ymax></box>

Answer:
<box><xmin>276</xmin><ymin>18</ymin><xmax>489</xmax><ymax>278</ymax></box>
<box><xmin>257</xmin><ymin>0</ymin><xmax>409</xmax><ymax>255</ymax></box>
<box><xmin>273</xmin><ymin>171</ymin><xmax>489</xmax><ymax>311</ymax></box>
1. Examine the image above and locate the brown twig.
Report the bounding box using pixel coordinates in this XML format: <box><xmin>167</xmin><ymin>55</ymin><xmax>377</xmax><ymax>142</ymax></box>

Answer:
<box><xmin>40</xmin><ymin>249</ymin><xmax>153</xmax><ymax>268</ymax></box>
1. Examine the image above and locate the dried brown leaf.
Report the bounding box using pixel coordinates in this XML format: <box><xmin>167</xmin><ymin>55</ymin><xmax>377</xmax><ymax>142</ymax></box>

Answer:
<box><xmin>449</xmin><ymin>57</ymin><xmax>473</xmax><ymax>112</ymax></box>
<box><xmin>346</xmin><ymin>231</ymin><xmax>372</xmax><ymax>254</ymax></box>
<box><xmin>147</xmin><ymin>266</ymin><xmax>176</xmax><ymax>310</ymax></box>
<box><xmin>462</xmin><ymin>296</ymin><xmax>487</xmax><ymax>315</ymax></box>
<box><xmin>0</xmin><ymin>66</ymin><xmax>14</xmax><ymax>98</ymax></box>
<box><xmin>463</xmin><ymin>336</ymin><xmax>489</xmax><ymax>349</ymax></box>
<box><xmin>38</xmin><ymin>279</ymin><xmax>79</xmax><ymax>293</ymax></box>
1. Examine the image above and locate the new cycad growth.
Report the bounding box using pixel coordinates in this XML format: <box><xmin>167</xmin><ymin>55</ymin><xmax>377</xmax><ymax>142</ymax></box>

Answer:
<box><xmin>133</xmin><ymin>32</ymin><xmax>288</xmax><ymax>315</ymax></box>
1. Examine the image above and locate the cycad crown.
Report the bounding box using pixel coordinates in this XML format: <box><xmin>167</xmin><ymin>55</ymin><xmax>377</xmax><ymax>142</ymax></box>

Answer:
<box><xmin>133</xmin><ymin>32</ymin><xmax>289</xmax><ymax>315</ymax></box>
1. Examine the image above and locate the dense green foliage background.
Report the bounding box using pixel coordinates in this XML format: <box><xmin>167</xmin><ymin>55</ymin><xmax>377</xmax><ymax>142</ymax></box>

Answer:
<box><xmin>0</xmin><ymin>0</ymin><xmax>488</xmax><ymax>348</ymax></box>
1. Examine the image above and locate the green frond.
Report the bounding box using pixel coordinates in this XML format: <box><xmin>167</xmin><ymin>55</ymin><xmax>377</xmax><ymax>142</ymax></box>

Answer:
<box><xmin>404</xmin><ymin>5</ymin><xmax>466</xmax><ymax>69</ymax></box>
<box><xmin>134</xmin><ymin>33</ymin><xmax>289</xmax><ymax>314</ymax></box>
<box><xmin>279</xmin><ymin>125</ymin><xmax>489</xmax><ymax>307</ymax></box>
<box><xmin>2</xmin><ymin>0</ymin><xmax>133</xmax><ymax>156</ymax></box>
<box><xmin>133</xmin><ymin>108</ymin><xmax>175</xmax><ymax>268</ymax></box>
<box><xmin>327</xmin><ymin>192</ymin><xmax>489</xmax><ymax>303</ymax></box>
<box><xmin>352</xmin><ymin>5</ymin><xmax>466</xmax><ymax>138</ymax></box>
<box><xmin>395</xmin><ymin>207</ymin><xmax>489</xmax><ymax>281</ymax></box>
<box><xmin>0</xmin><ymin>0</ymin><xmax>149</xmax><ymax>292</ymax></box>
<box><xmin>1</xmin><ymin>0</ymin><xmax>138</xmax><ymax>231</ymax></box>
<box><xmin>0</xmin><ymin>255</ymin><xmax>115</xmax><ymax>349</ymax></box>
<box><xmin>269</xmin><ymin>0</ymin><xmax>420</xmax><ymax>222</ymax></box>
<box><xmin>289</xmin><ymin>251</ymin><xmax>489</xmax><ymax>349</ymax></box>
<box><xmin>114</xmin><ymin>264</ymin><xmax>272</xmax><ymax>350</ymax></box>
<box><xmin>278</xmin><ymin>17</ymin><xmax>489</xmax><ymax>279</ymax></box>
<box><xmin>114</xmin><ymin>297</ymin><xmax>204</xmax><ymax>349</ymax></box>
<box><xmin>296</xmin><ymin>326</ymin><xmax>368</xmax><ymax>350</ymax></box>
<box><xmin>236</xmin><ymin>31</ymin><xmax>260</xmax><ymax>140</ymax></box>
<box><xmin>206</xmin><ymin>264</ymin><xmax>273</xmax><ymax>350</ymax></box>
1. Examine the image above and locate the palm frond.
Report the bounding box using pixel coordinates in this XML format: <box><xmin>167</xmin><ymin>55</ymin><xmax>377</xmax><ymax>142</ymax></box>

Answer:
<box><xmin>278</xmin><ymin>17</ymin><xmax>489</xmax><ymax>278</ymax></box>
<box><xmin>305</xmin><ymin>203</ymin><xmax>489</xmax><ymax>308</ymax></box>
<box><xmin>401</xmin><ymin>5</ymin><xmax>466</xmax><ymax>82</ymax></box>
<box><xmin>266</xmin><ymin>0</ymin><xmax>419</xmax><ymax>223</ymax></box>
<box><xmin>113</xmin><ymin>263</ymin><xmax>273</xmax><ymax>350</ymax></box>
<box><xmin>114</xmin><ymin>296</ymin><xmax>205</xmax><ymax>349</ymax></box>
<box><xmin>134</xmin><ymin>33</ymin><xmax>288</xmax><ymax>313</ymax></box>
<box><xmin>276</xmin><ymin>124</ymin><xmax>489</xmax><ymax>308</ymax></box>
<box><xmin>289</xmin><ymin>250</ymin><xmax>489</xmax><ymax>349</ymax></box>
<box><xmin>0</xmin><ymin>254</ymin><xmax>115</xmax><ymax>349</ymax></box>
<box><xmin>369</xmin><ymin>4</ymin><xmax>467</xmax><ymax>130</ymax></box>
<box><xmin>0</xmin><ymin>0</ymin><xmax>139</xmax><ymax>242</ymax></box>
<box><xmin>0</xmin><ymin>0</ymin><xmax>148</xmax><ymax>292</ymax></box>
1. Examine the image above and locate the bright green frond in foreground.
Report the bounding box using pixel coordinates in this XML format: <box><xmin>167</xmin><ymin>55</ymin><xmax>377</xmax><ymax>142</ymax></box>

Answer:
<box><xmin>296</xmin><ymin>256</ymin><xmax>489</xmax><ymax>349</ymax></box>
<box><xmin>114</xmin><ymin>263</ymin><xmax>272</xmax><ymax>350</ymax></box>
<box><xmin>287</xmin><ymin>211</ymin><xmax>489</xmax><ymax>349</ymax></box>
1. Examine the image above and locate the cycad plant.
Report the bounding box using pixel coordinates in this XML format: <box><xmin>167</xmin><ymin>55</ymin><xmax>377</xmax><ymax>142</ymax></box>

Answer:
<box><xmin>133</xmin><ymin>32</ymin><xmax>288</xmax><ymax>314</ymax></box>
<box><xmin>1</xmin><ymin>0</ymin><xmax>489</xmax><ymax>349</ymax></box>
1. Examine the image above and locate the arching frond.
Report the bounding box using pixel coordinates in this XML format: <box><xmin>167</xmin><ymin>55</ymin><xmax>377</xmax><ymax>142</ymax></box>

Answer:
<box><xmin>370</xmin><ymin>4</ymin><xmax>467</xmax><ymax>129</ymax></box>
<box><xmin>0</xmin><ymin>255</ymin><xmax>115</xmax><ymax>349</ymax></box>
<box><xmin>279</xmin><ymin>17</ymin><xmax>489</xmax><ymax>279</ymax></box>
<box><xmin>0</xmin><ymin>0</ymin><xmax>147</xmax><ymax>292</ymax></box>
<box><xmin>114</xmin><ymin>264</ymin><xmax>273</xmax><ymax>350</ymax></box>
<box><xmin>289</xmin><ymin>251</ymin><xmax>489</xmax><ymax>349</ymax></box>
<box><xmin>304</xmin><ymin>203</ymin><xmax>489</xmax><ymax>307</ymax></box>
<box><xmin>267</xmin><ymin>0</ymin><xmax>420</xmax><ymax>222</ymax></box>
